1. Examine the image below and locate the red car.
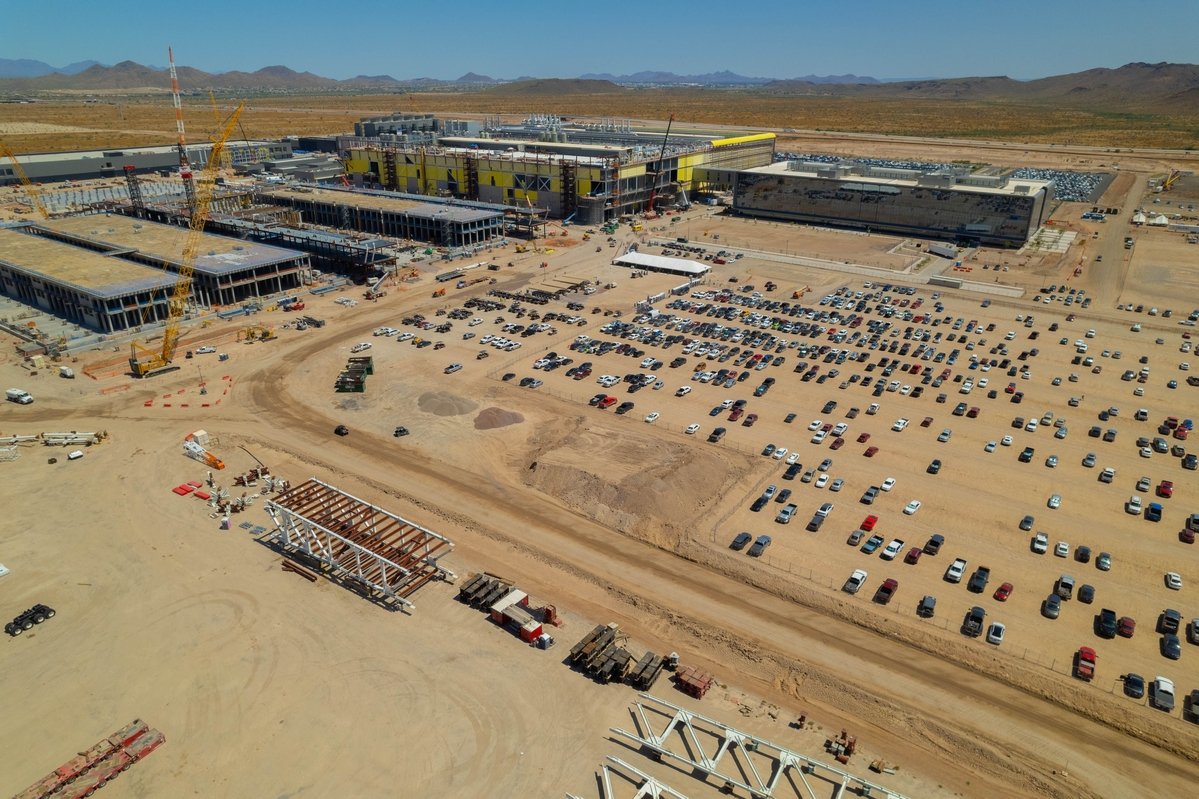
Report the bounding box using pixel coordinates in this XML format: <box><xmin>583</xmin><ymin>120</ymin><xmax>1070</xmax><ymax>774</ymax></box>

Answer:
<box><xmin>994</xmin><ymin>582</ymin><xmax>1014</xmax><ymax>602</ymax></box>
<box><xmin>861</xmin><ymin>515</ymin><xmax>878</xmax><ymax>532</ymax></box>
<box><xmin>728</xmin><ymin>407</ymin><xmax>744</xmax><ymax>422</ymax></box>
<box><xmin>1117</xmin><ymin>616</ymin><xmax>1136</xmax><ymax>638</ymax></box>
<box><xmin>742</xmin><ymin>413</ymin><xmax>758</xmax><ymax>427</ymax></box>
<box><xmin>874</xmin><ymin>578</ymin><xmax>898</xmax><ymax>605</ymax></box>
<box><xmin>1157</xmin><ymin>480</ymin><xmax>1174</xmax><ymax>498</ymax></box>
<box><xmin>857</xmin><ymin>432</ymin><xmax>871</xmax><ymax>443</ymax></box>
<box><xmin>864</xmin><ymin>446</ymin><xmax>879</xmax><ymax>457</ymax></box>
<box><xmin>904</xmin><ymin>547</ymin><xmax>922</xmax><ymax>565</ymax></box>
<box><xmin>830</xmin><ymin>437</ymin><xmax>845</xmax><ymax>450</ymax></box>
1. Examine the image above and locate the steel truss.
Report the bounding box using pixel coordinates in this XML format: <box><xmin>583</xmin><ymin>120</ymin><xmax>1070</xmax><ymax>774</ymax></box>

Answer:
<box><xmin>264</xmin><ymin>478</ymin><xmax>455</xmax><ymax>609</ymax></box>
<box><xmin>610</xmin><ymin>694</ymin><xmax>909</xmax><ymax>799</ymax></box>
<box><xmin>566</xmin><ymin>756</ymin><xmax>692</xmax><ymax>799</ymax></box>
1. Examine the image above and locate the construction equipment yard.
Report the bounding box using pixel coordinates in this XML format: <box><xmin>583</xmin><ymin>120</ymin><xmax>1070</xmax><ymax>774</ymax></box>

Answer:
<box><xmin>3</xmin><ymin>125</ymin><xmax>1199</xmax><ymax>799</ymax></box>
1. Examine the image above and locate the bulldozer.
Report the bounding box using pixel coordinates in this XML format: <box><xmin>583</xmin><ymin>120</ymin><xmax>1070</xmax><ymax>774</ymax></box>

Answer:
<box><xmin>238</xmin><ymin>324</ymin><xmax>276</xmax><ymax>342</ymax></box>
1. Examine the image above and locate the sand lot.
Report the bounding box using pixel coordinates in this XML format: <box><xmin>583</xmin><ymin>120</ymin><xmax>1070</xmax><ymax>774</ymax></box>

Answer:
<box><xmin>3</xmin><ymin>191</ymin><xmax>1199</xmax><ymax>799</ymax></box>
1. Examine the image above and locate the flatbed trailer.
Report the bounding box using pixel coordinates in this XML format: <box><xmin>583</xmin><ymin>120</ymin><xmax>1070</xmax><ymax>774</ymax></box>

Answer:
<box><xmin>14</xmin><ymin>719</ymin><xmax>165</xmax><ymax>799</ymax></box>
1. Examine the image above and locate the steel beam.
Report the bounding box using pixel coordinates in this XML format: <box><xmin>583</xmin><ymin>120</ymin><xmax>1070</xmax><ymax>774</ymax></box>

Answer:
<box><xmin>611</xmin><ymin>694</ymin><xmax>909</xmax><ymax>799</ymax></box>
<box><xmin>567</xmin><ymin>756</ymin><xmax>692</xmax><ymax>799</ymax></box>
<box><xmin>265</xmin><ymin>478</ymin><xmax>455</xmax><ymax>609</ymax></box>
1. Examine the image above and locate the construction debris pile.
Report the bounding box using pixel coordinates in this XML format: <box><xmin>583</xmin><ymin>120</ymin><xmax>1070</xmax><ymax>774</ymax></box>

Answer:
<box><xmin>457</xmin><ymin>572</ymin><xmax>556</xmax><ymax>648</ymax></box>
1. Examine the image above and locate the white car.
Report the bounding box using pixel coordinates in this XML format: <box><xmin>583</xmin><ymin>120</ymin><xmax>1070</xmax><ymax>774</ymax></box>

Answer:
<box><xmin>1047</xmin><ymin>494</ymin><xmax>1062</xmax><ymax>509</ymax></box>
<box><xmin>1001</xmin><ymin>435</ymin><xmax>1014</xmax><ymax>447</ymax></box>
<box><xmin>881</xmin><ymin>539</ymin><xmax>905</xmax><ymax>560</ymax></box>
<box><xmin>1125</xmin><ymin>495</ymin><xmax>1143</xmax><ymax>515</ymax></box>
<box><xmin>675</xmin><ymin>386</ymin><xmax>692</xmax><ymax>397</ymax></box>
<box><xmin>1140</xmin><ymin>447</ymin><xmax>1153</xmax><ymax>458</ymax></box>
<box><xmin>880</xmin><ymin>477</ymin><xmax>896</xmax><ymax>492</ymax></box>
<box><xmin>1165</xmin><ymin>572</ymin><xmax>1183</xmax><ymax>590</ymax></box>
<box><xmin>892</xmin><ymin>418</ymin><xmax>910</xmax><ymax>432</ymax></box>
<box><xmin>194</xmin><ymin>345</ymin><xmax>217</xmax><ymax>354</ymax></box>
<box><xmin>815</xmin><ymin>474</ymin><xmax>830</xmax><ymax>489</ymax></box>
<box><xmin>811</xmin><ymin>430</ymin><xmax>828</xmax><ymax>444</ymax></box>
<box><xmin>685</xmin><ymin>423</ymin><xmax>700</xmax><ymax>435</ymax></box>
<box><xmin>984</xmin><ymin>441</ymin><xmax>997</xmax><ymax>452</ymax></box>
<box><xmin>772</xmin><ymin>447</ymin><xmax>788</xmax><ymax>460</ymax></box>
<box><xmin>785</xmin><ymin>452</ymin><xmax>800</xmax><ymax>465</ymax></box>
<box><xmin>844</xmin><ymin>569</ymin><xmax>868</xmax><ymax>594</ymax></box>
<box><xmin>1032</xmin><ymin>533</ymin><xmax>1048</xmax><ymax>554</ymax></box>
<box><xmin>720</xmin><ymin>399</ymin><xmax>734</xmax><ymax>410</ymax></box>
<box><xmin>808</xmin><ymin>419</ymin><xmax>823</xmax><ymax>431</ymax></box>
<box><xmin>469</xmin><ymin>318</ymin><xmax>483</xmax><ymax>327</ymax></box>
<box><xmin>644</xmin><ymin>412</ymin><xmax>660</xmax><ymax>423</ymax></box>
<box><xmin>986</xmin><ymin>622</ymin><xmax>1006</xmax><ymax>646</ymax></box>
<box><xmin>832</xmin><ymin>423</ymin><xmax>848</xmax><ymax>436</ymax></box>
<box><xmin>350</xmin><ymin>342</ymin><xmax>372</xmax><ymax>353</ymax></box>
<box><xmin>903</xmin><ymin>499</ymin><xmax>922</xmax><ymax>515</ymax></box>
<box><xmin>1055</xmin><ymin>541</ymin><xmax>1069</xmax><ymax>558</ymax></box>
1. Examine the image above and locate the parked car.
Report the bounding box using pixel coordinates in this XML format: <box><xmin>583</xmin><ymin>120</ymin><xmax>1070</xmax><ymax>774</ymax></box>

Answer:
<box><xmin>748</xmin><ymin>535</ymin><xmax>772</xmax><ymax>557</ymax></box>
<box><xmin>843</xmin><ymin>569</ymin><xmax>868</xmax><ymax>594</ymax></box>
<box><xmin>730</xmin><ymin>532</ymin><xmax>752</xmax><ymax>551</ymax></box>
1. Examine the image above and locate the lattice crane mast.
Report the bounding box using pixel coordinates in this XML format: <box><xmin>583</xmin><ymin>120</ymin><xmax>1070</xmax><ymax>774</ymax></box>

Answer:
<box><xmin>646</xmin><ymin>114</ymin><xmax>674</xmax><ymax>216</ymax></box>
<box><xmin>128</xmin><ymin>102</ymin><xmax>245</xmax><ymax>378</ymax></box>
<box><xmin>0</xmin><ymin>143</ymin><xmax>49</xmax><ymax>219</ymax></box>
<box><xmin>168</xmin><ymin>47</ymin><xmax>197</xmax><ymax>212</ymax></box>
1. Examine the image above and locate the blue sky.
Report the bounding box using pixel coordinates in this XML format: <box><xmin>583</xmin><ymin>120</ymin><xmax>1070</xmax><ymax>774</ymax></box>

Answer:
<box><xmin>12</xmin><ymin>0</ymin><xmax>1197</xmax><ymax>81</ymax></box>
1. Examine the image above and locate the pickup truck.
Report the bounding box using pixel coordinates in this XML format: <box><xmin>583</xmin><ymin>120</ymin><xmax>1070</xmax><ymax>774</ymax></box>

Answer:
<box><xmin>945</xmin><ymin>558</ymin><xmax>967</xmax><ymax>583</ymax></box>
<box><xmin>967</xmin><ymin>566</ymin><xmax>991</xmax><ymax>593</ymax></box>
<box><xmin>1151</xmin><ymin>676</ymin><xmax>1175</xmax><ymax>711</ymax></box>
<box><xmin>1074</xmin><ymin>646</ymin><xmax>1097</xmax><ymax>681</ymax></box>
<box><xmin>963</xmin><ymin>606</ymin><xmax>986</xmax><ymax>637</ymax></box>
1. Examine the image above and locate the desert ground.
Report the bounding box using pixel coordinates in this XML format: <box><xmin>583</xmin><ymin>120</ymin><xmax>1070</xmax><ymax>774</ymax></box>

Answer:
<box><xmin>3</xmin><ymin>126</ymin><xmax>1199</xmax><ymax>799</ymax></box>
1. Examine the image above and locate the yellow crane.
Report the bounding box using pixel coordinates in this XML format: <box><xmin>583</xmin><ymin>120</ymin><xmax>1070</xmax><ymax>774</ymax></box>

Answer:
<box><xmin>129</xmin><ymin>101</ymin><xmax>245</xmax><ymax>378</ymax></box>
<box><xmin>0</xmin><ymin>143</ymin><xmax>49</xmax><ymax>219</ymax></box>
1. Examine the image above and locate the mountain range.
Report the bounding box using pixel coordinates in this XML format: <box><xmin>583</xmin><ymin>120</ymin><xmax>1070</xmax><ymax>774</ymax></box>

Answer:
<box><xmin>0</xmin><ymin>60</ymin><xmax>1195</xmax><ymax>111</ymax></box>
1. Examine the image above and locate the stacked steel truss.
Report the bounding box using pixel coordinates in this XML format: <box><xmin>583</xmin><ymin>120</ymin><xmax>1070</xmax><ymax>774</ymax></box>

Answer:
<box><xmin>594</xmin><ymin>693</ymin><xmax>909</xmax><ymax>799</ymax></box>
<box><xmin>264</xmin><ymin>478</ymin><xmax>455</xmax><ymax>609</ymax></box>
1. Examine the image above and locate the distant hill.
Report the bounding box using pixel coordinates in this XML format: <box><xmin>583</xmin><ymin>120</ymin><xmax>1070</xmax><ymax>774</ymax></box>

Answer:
<box><xmin>0</xmin><ymin>60</ymin><xmax>1194</xmax><ymax>111</ymax></box>
<box><xmin>485</xmin><ymin>78</ymin><xmax>624</xmax><ymax>95</ymax></box>
<box><xmin>0</xmin><ymin>58</ymin><xmax>102</xmax><ymax>78</ymax></box>
<box><xmin>579</xmin><ymin>70</ymin><xmax>880</xmax><ymax>86</ymax></box>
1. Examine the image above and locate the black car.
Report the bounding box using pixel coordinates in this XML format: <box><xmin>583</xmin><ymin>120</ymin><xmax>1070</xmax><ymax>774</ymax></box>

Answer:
<box><xmin>1162</xmin><ymin>634</ymin><xmax>1182</xmax><ymax>660</ymax></box>
<box><xmin>783</xmin><ymin>463</ymin><xmax>802</xmax><ymax>480</ymax></box>
<box><xmin>748</xmin><ymin>535</ymin><xmax>772</xmax><ymax>557</ymax></box>
<box><xmin>822</xmin><ymin>400</ymin><xmax>837</xmax><ymax>414</ymax></box>
<box><xmin>615</xmin><ymin>401</ymin><xmax>634</xmax><ymax>415</ymax></box>
<box><xmin>924</xmin><ymin>534</ymin><xmax>945</xmax><ymax>556</ymax></box>
<box><xmin>730</xmin><ymin>532</ymin><xmax>752</xmax><ymax>551</ymax></box>
<box><xmin>1122</xmin><ymin>673</ymin><xmax>1146</xmax><ymax>699</ymax></box>
<box><xmin>1078</xmin><ymin>584</ymin><xmax>1096</xmax><ymax>604</ymax></box>
<box><xmin>334</xmin><ymin>424</ymin><xmax>349</xmax><ymax>436</ymax></box>
<box><xmin>750</xmin><ymin>496</ymin><xmax>768</xmax><ymax>512</ymax></box>
<box><xmin>393</xmin><ymin>426</ymin><xmax>410</xmax><ymax>437</ymax></box>
<box><xmin>927</xmin><ymin>459</ymin><xmax>942</xmax><ymax>475</ymax></box>
<box><xmin>1097</xmin><ymin>608</ymin><xmax>1118</xmax><ymax>638</ymax></box>
<box><xmin>1019</xmin><ymin>446</ymin><xmax>1035</xmax><ymax>463</ymax></box>
<box><xmin>589</xmin><ymin>393</ymin><xmax>607</xmax><ymax>406</ymax></box>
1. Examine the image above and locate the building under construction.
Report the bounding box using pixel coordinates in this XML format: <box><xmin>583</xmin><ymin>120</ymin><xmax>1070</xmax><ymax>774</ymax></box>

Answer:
<box><xmin>729</xmin><ymin>160</ymin><xmax>1055</xmax><ymax>246</ymax></box>
<box><xmin>259</xmin><ymin>184</ymin><xmax>507</xmax><ymax>248</ymax></box>
<box><xmin>0</xmin><ymin>224</ymin><xmax>176</xmax><ymax>333</ymax></box>
<box><xmin>343</xmin><ymin>116</ymin><xmax>775</xmax><ymax>225</ymax></box>
<box><xmin>0</xmin><ymin>215</ymin><xmax>309</xmax><ymax>334</ymax></box>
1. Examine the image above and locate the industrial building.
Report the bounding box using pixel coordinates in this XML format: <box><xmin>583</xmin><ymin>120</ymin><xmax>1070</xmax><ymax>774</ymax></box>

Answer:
<box><xmin>343</xmin><ymin>116</ymin><xmax>775</xmax><ymax>225</ymax></box>
<box><xmin>1</xmin><ymin>140</ymin><xmax>293</xmax><ymax>186</ymax></box>
<box><xmin>730</xmin><ymin>160</ymin><xmax>1054</xmax><ymax>246</ymax></box>
<box><xmin>29</xmin><ymin>215</ymin><xmax>309</xmax><ymax>310</ymax></box>
<box><xmin>260</xmin><ymin>185</ymin><xmax>507</xmax><ymax>248</ymax></box>
<box><xmin>0</xmin><ymin>224</ymin><xmax>176</xmax><ymax>333</ymax></box>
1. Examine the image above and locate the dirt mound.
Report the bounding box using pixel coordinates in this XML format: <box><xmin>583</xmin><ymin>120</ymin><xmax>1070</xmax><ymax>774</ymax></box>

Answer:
<box><xmin>474</xmin><ymin>407</ymin><xmax>524</xmax><ymax>430</ymax></box>
<box><xmin>417</xmin><ymin>391</ymin><xmax>478</xmax><ymax>417</ymax></box>
<box><xmin>522</xmin><ymin>425</ymin><xmax>752</xmax><ymax>546</ymax></box>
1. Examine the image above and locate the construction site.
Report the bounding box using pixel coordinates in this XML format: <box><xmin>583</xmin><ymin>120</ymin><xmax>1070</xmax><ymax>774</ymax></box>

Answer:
<box><xmin>5</xmin><ymin>44</ymin><xmax>1199</xmax><ymax>799</ymax></box>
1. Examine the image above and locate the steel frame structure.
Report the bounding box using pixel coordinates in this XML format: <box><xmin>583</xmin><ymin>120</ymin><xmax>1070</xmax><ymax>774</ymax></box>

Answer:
<box><xmin>610</xmin><ymin>694</ymin><xmax>910</xmax><ymax>799</ymax></box>
<box><xmin>264</xmin><ymin>478</ymin><xmax>455</xmax><ymax>609</ymax></box>
<box><xmin>566</xmin><ymin>756</ymin><xmax>691</xmax><ymax>799</ymax></box>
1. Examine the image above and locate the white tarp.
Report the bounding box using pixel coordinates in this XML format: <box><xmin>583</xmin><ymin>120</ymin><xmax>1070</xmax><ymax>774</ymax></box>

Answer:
<box><xmin>613</xmin><ymin>251</ymin><xmax>710</xmax><ymax>276</ymax></box>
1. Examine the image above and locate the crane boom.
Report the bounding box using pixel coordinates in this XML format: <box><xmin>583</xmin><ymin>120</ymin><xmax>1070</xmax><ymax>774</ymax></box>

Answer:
<box><xmin>0</xmin><ymin>144</ymin><xmax>49</xmax><ymax>219</ymax></box>
<box><xmin>646</xmin><ymin>114</ymin><xmax>674</xmax><ymax>216</ymax></box>
<box><xmin>169</xmin><ymin>47</ymin><xmax>197</xmax><ymax>212</ymax></box>
<box><xmin>129</xmin><ymin>102</ymin><xmax>245</xmax><ymax>378</ymax></box>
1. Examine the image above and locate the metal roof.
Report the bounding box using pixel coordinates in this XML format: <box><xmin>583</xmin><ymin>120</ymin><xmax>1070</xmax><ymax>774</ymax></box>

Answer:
<box><xmin>0</xmin><ymin>226</ymin><xmax>175</xmax><ymax>299</ymax></box>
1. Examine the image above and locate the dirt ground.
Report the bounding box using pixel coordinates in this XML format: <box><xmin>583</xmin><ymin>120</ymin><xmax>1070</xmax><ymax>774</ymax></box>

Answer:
<box><xmin>3</xmin><ymin>144</ymin><xmax>1199</xmax><ymax>798</ymax></box>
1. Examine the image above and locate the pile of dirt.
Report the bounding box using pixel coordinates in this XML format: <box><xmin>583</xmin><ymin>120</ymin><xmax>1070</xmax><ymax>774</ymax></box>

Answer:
<box><xmin>417</xmin><ymin>391</ymin><xmax>478</xmax><ymax>417</ymax></box>
<box><xmin>474</xmin><ymin>407</ymin><xmax>524</xmax><ymax>430</ymax></box>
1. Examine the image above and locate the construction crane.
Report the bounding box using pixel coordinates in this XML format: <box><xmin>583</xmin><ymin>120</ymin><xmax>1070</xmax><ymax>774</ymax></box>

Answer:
<box><xmin>645</xmin><ymin>114</ymin><xmax>674</xmax><ymax>217</ymax></box>
<box><xmin>0</xmin><ymin>143</ymin><xmax>48</xmax><ymax>219</ymax></box>
<box><xmin>168</xmin><ymin>47</ymin><xmax>197</xmax><ymax>212</ymax></box>
<box><xmin>128</xmin><ymin>101</ymin><xmax>245</xmax><ymax>378</ymax></box>
<box><xmin>1163</xmin><ymin>169</ymin><xmax>1183</xmax><ymax>191</ymax></box>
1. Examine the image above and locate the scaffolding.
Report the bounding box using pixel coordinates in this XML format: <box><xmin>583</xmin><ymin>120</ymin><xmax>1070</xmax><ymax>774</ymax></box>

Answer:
<box><xmin>608</xmin><ymin>694</ymin><xmax>911</xmax><ymax>799</ymax></box>
<box><xmin>382</xmin><ymin>148</ymin><xmax>399</xmax><ymax>191</ymax></box>
<box><xmin>123</xmin><ymin>166</ymin><xmax>146</xmax><ymax>217</ymax></box>
<box><xmin>264</xmin><ymin>478</ymin><xmax>455</xmax><ymax>609</ymax></box>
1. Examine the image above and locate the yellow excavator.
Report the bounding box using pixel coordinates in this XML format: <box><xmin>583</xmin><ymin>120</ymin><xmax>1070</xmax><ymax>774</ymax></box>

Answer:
<box><xmin>129</xmin><ymin>102</ymin><xmax>245</xmax><ymax>377</ymax></box>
